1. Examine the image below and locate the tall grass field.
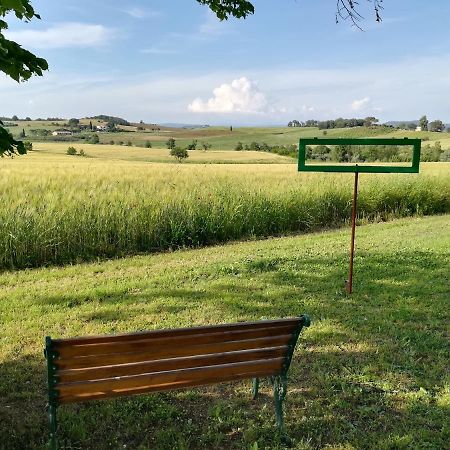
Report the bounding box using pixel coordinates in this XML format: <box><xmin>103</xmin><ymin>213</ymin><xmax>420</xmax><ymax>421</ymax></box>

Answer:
<box><xmin>0</xmin><ymin>150</ymin><xmax>449</xmax><ymax>270</ymax></box>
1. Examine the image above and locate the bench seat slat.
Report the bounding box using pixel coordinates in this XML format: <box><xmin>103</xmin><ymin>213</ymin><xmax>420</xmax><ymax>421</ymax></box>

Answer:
<box><xmin>52</xmin><ymin>318</ymin><xmax>300</xmax><ymax>347</ymax></box>
<box><xmin>57</xmin><ymin>346</ymin><xmax>287</xmax><ymax>383</ymax></box>
<box><xmin>59</xmin><ymin>368</ymin><xmax>279</xmax><ymax>404</ymax></box>
<box><xmin>57</xmin><ymin>357</ymin><xmax>284</xmax><ymax>402</ymax></box>
<box><xmin>55</xmin><ymin>324</ymin><xmax>297</xmax><ymax>358</ymax></box>
<box><xmin>55</xmin><ymin>334</ymin><xmax>292</xmax><ymax>370</ymax></box>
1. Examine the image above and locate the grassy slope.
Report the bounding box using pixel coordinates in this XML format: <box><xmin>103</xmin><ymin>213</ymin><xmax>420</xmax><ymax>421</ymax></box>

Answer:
<box><xmin>1</xmin><ymin>215</ymin><xmax>449</xmax><ymax>449</ymax></box>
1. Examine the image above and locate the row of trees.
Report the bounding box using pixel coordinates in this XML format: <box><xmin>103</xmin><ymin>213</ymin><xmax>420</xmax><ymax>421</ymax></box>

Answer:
<box><xmin>418</xmin><ymin>116</ymin><xmax>446</xmax><ymax>132</ymax></box>
<box><xmin>166</xmin><ymin>138</ymin><xmax>212</xmax><ymax>152</ymax></box>
<box><xmin>288</xmin><ymin>117</ymin><xmax>380</xmax><ymax>129</ymax></box>
<box><xmin>307</xmin><ymin>142</ymin><xmax>447</xmax><ymax>163</ymax></box>
<box><xmin>1</xmin><ymin>116</ymin><xmax>63</xmax><ymax>122</ymax></box>
<box><xmin>289</xmin><ymin>116</ymin><xmax>448</xmax><ymax>132</ymax></box>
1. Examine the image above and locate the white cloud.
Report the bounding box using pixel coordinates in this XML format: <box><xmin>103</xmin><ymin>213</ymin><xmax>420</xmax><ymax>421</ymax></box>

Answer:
<box><xmin>123</xmin><ymin>8</ymin><xmax>161</xmax><ymax>19</ymax></box>
<box><xmin>141</xmin><ymin>47</ymin><xmax>177</xmax><ymax>55</ymax></box>
<box><xmin>351</xmin><ymin>97</ymin><xmax>371</xmax><ymax>111</ymax></box>
<box><xmin>4</xmin><ymin>23</ymin><xmax>116</xmax><ymax>49</ymax></box>
<box><xmin>188</xmin><ymin>77</ymin><xmax>268</xmax><ymax>113</ymax></box>
<box><xmin>1</xmin><ymin>54</ymin><xmax>450</xmax><ymax>125</ymax></box>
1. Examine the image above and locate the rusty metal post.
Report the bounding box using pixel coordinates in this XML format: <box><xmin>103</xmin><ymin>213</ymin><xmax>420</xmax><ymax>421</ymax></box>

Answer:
<box><xmin>346</xmin><ymin>170</ymin><xmax>359</xmax><ymax>294</ymax></box>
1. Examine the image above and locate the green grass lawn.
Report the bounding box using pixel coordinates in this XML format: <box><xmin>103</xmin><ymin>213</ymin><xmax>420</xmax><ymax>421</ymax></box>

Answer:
<box><xmin>1</xmin><ymin>215</ymin><xmax>449</xmax><ymax>449</ymax></box>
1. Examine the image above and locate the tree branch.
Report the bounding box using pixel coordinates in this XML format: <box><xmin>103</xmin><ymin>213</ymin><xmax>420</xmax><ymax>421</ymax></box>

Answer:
<box><xmin>336</xmin><ymin>0</ymin><xmax>384</xmax><ymax>30</ymax></box>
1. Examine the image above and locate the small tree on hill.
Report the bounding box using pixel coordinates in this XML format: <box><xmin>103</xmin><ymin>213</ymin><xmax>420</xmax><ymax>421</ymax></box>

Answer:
<box><xmin>170</xmin><ymin>147</ymin><xmax>189</xmax><ymax>162</ymax></box>
<box><xmin>186</xmin><ymin>139</ymin><xmax>198</xmax><ymax>150</ymax></box>
<box><xmin>145</xmin><ymin>140</ymin><xmax>152</xmax><ymax>148</ymax></box>
<box><xmin>363</xmin><ymin>117</ymin><xmax>378</xmax><ymax>127</ymax></box>
<box><xmin>419</xmin><ymin>115</ymin><xmax>428</xmax><ymax>131</ymax></box>
<box><xmin>429</xmin><ymin>120</ymin><xmax>444</xmax><ymax>132</ymax></box>
<box><xmin>201</xmin><ymin>142</ymin><xmax>212</xmax><ymax>151</ymax></box>
<box><xmin>235</xmin><ymin>142</ymin><xmax>243</xmax><ymax>151</ymax></box>
<box><xmin>67</xmin><ymin>146</ymin><xmax>77</xmax><ymax>155</ymax></box>
<box><xmin>166</xmin><ymin>138</ymin><xmax>176</xmax><ymax>150</ymax></box>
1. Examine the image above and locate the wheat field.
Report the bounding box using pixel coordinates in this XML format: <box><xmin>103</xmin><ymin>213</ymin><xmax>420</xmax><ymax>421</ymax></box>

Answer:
<box><xmin>0</xmin><ymin>149</ymin><xmax>448</xmax><ymax>270</ymax></box>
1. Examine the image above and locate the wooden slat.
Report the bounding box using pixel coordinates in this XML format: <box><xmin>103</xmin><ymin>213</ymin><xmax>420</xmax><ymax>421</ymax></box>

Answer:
<box><xmin>52</xmin><ymin>318</ymin><xmax>301</xmax><ymax>347</ymax></box>
<box><xmin>55</xmin><ymin>334</ymin><xmax>292</xmax><ymax>370</ymax></box>
<box><xmin>57</xmin><ymin>346</ymin><xmax>287</xmax><ymax>383</ymax></box>
<box><xmin>57</xmin><ymin>357</ymin><xmax>284</xmax><ymax>400</ymax></box>
<box><xmin>56</xmin><ymin>324</ymin><xmax>297</xmax><ymax>358</ymax></box>
<box><xmin>59</xmin><ymin>368</ymin><xmax>279</xmax><ymax>404</ymax></box>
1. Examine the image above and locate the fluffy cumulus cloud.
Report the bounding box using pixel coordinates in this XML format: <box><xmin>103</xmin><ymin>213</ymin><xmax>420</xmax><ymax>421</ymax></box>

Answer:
<box><xmin>188</xmin><ymin>77</ymin><xmax>268</xmax><ymax>113</ymax></box>
<box><xmin>351</xmin><ymin>96</ymin><xmax>371</xmax><ymax>111</ymax></box>
<box><xmin>4</xmin><ymin>23</ymin><xmax>116</xmax><ymax>49</ymax></box>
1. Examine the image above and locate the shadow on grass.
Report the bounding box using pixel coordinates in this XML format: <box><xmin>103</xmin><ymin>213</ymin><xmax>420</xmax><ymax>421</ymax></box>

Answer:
<box><xmin>1</xmin><ymin>248</ymin><xmax>448</xmax><ymax>449</ymax></box>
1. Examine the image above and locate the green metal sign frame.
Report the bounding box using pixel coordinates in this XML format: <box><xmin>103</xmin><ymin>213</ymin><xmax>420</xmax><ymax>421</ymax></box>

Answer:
<box><xmin>298</xmin><ymin>138</ymin><xmax>421</xmax><ymax>173</ymax></box>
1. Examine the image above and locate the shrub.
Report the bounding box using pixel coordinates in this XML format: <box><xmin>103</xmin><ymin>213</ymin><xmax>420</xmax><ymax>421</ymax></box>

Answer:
<box><xmin>145</xmin><ymin>141</ymin><xmax>152</xmax><ymax>148</ymax></box>
<box><xmin>170</xmin><ymin>147</ymin><xmax>189</xmax><ymax>162</ymax></box>
<box><xmin>66</xmin><ymin>146</ymin><xmax>77</xmax><ymax>155</ymax></box>
<box><xmin>186</xmin><ymin>139</ymin><xmax>198</xmax><ymax>150</ymax></box>
<box><xmin>235</xmin><ymin>142</ymin><xmax>243</xmax><ymax>151</ymax></box>
<box><xmin>89</xmin><ymin>134</ymin><xmax>100</xmax><ymax>144</ymax></box>
<box><xmin>201</xmin><ymin>142</ymin><xmax>212</xmax><ymax>151</ymax></box>
<box><xmin>126</xmin><ymin>141</ymin><xmax>133</xmax><ymax>147</ymax></box>
<box><xmin>166</xmin><ymin>138</ymin><xmax>176</xmax><ymax>150</ymax></box>
<box><xmin>109</xmin><ymin>140</ymin><xmax>115</xmax><ymax>145</ymax></box>
<box><xmin>78</xmin><ymin>149</ymin><xmax>86</xmax><ymax>157</ymax></box>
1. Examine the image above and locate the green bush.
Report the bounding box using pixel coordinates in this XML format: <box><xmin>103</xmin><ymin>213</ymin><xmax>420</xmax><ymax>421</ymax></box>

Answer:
<box><xmin>170</xmin><ymin>147</ymin><xmax>189</xmax><ymax>162</ymax></box>
<box><xmin>88</xmin><ymin>134</ymin><xmax>100</xmax><ymax>144</ymax></box>
<box><xmin>66</xmin><ymin>146</ymin><xmax>77</xmax><ymax>155</ymax></box>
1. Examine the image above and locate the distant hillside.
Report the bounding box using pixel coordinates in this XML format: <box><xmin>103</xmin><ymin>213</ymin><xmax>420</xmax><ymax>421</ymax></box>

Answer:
<box><xmin>86</xmin><ymin>115</ymin><xmax>130</xmax><ymax>126</ymax></box>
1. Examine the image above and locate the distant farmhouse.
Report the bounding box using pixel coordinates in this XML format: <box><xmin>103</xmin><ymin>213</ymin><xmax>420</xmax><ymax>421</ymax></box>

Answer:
<box><xmin>96</xmin><ymin>125</ymin><xmax>108</xmax><ymax>131</ymax></box>
<box><xmin>415</xmin><ymin>126</ymin><xmax>422</xmax><ymax>132</ymax></box>
<box><xmin>52</xmin><ymin>129</ymin><xmax>72</xmax><ymax>136</ymax></box>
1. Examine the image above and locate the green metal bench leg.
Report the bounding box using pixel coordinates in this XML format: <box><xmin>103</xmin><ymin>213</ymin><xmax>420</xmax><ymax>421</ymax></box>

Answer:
<box><xmin>273</xmin><ymin>376</ymin><xmax>287</xmax><ymax>430</ymax></box>
<box><xmin>252</xmin><ymin>377</ymin><xmax>260</xmax><ymax>399</ymax></box>
<box><xmin>48</xmin><ymin>404</ymin><xmax>58</xmax><ymax>450</ymax></box>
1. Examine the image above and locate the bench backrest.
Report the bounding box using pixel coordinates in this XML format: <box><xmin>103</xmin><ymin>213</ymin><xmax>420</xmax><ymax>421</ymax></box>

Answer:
<box><xmin>45</xmin><ymin>316</ymin><xmax>310</xmax><ymax>405</ymax></box>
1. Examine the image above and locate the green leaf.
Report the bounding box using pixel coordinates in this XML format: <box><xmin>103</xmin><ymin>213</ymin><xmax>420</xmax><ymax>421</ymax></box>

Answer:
<box><xmin>0</xmin><ymin>122</ymin><xmax>27</xmax><ymax>157</ymax></box>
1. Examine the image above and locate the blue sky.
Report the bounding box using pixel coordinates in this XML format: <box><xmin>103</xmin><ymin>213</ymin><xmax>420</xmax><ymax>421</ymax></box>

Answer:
<box><xmin>2</xmin><ymin>0</ymin><xmax>450</xmax><ymax>125</ymax></box>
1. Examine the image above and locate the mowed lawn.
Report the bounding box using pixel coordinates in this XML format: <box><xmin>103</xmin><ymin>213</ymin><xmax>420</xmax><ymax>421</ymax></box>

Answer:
<box><xmin>1</xmin><ymin>215</ymin><xmax>449</xmax><ymax>449</ymax></box>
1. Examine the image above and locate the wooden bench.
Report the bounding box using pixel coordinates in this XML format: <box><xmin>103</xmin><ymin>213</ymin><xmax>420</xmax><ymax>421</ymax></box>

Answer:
<box><xmin>45</xmin><ymin>315</ymin><xmax>310</xmax><ymax>449</ymax></box>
